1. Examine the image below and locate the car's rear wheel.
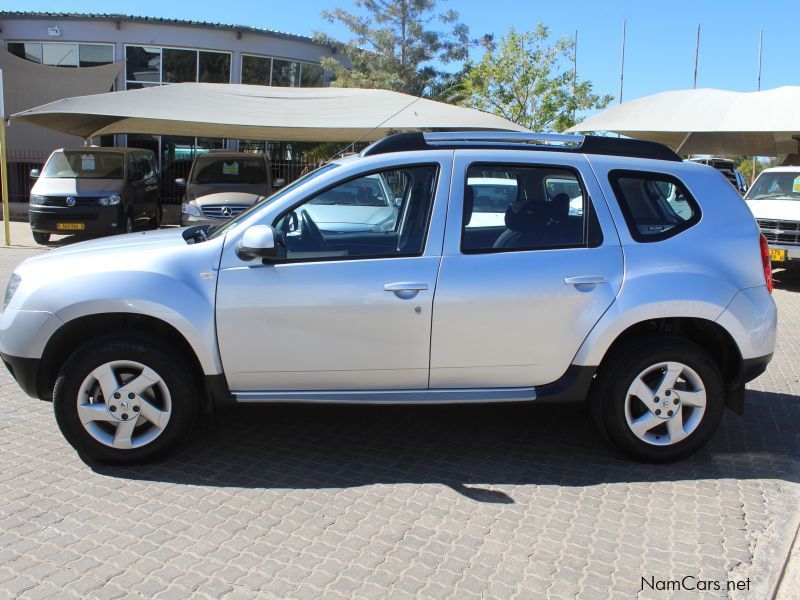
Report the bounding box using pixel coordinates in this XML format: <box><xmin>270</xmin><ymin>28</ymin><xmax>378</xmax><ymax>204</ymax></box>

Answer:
<box><xmin>592</xmin><ymin>336</ymin><xmax>724</xmax><ymax>462</ymax></box>
<box><xmin>32</xmin><ymin>231</ymin><xmax>50</xmax><ymax>245</ymax></box>
<box><xmin>53</xmin><ymin>335</ymin><xmax>198</xmax><ymax>464</ymax></box>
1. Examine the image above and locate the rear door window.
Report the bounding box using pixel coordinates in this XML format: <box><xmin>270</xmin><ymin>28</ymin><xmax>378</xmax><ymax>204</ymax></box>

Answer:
<box><xmin>609</xmin><ymin>170</ymin><xmax>700</xmax><ymax>242</ymax></box>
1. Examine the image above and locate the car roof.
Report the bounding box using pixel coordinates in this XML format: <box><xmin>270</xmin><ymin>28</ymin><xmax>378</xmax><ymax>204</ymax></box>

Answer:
<box><xmin>56</xmin><ymin>147</ymin><xmax>153</xmax><ymax>154</ymax></box>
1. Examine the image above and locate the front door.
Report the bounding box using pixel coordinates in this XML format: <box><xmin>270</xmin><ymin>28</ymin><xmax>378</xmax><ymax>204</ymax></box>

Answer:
<box><xmin>429</xmin><ymin>151</ymin><xmax>624</xmax><ymax>388</ymax></box>
<box><xmin>216</xmin><ymin>163</ymin><xmax>447</xmax><ymax>391</ymax></box>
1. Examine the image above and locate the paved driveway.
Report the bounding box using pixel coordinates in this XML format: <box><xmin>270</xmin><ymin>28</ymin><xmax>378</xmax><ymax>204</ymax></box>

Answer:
<box><xmin>0</xmin><ymin>223</ymin><xmax>798</xmax><ymax>599</ymax></box>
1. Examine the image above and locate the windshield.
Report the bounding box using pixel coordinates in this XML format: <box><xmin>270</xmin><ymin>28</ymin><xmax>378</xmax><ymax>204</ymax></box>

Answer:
<box><xmin>208</xmin><ymin>163</ymin><xmax>339</xmax><ymax>240</ymax></box>
<box><xmin>747</xmin><ymin>172</ymin><xmax>800</xmax><ymax>200</ymax></box>
<box><xmin>190</xmin><ymin>156</ymin><xmax>268</xmax><ymax>185</ymax></box>
<box><xmin>42</xmin><ymin>151</ymin><xmax>124</xmax><ymax>179</ymax></box>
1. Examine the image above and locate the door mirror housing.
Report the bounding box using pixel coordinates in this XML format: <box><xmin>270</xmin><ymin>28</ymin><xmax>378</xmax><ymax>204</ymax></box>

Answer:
<box><xmin>273</xmin><ymin>178</ymin><xmax>286</xmax><ymax>188</ymax></box>
<box><xmin>236</xmin><ymin>224</ymin><xmax>280</xmax><ymax>261</ymax></box>
<box><xmin>175</xmin><ymin>177</ymin><xmax>186</xmax><ymax>187</ymax></box>
<box><xmin>30</xmin><ymin>169</ymin><xmax>40</xmax><ymax>180</ymax></box>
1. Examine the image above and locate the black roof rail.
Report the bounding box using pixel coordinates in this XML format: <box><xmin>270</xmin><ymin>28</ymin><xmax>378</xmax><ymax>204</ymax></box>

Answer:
<box><xmin>361</xmin><ymin>131</ymin><xmax>681</xmax><ymax>162</ymax></box>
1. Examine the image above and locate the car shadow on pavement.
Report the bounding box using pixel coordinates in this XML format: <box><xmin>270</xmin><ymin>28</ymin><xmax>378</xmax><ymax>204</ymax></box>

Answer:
<box><xmin>93</xmin><ymin>388</ymin><xmax>800</xmax><ymax>501</ymax></box>
<box><xmin>773</xmin><ymin>268</ymin><xmax>800</xmax><ymax>292</ymax></box>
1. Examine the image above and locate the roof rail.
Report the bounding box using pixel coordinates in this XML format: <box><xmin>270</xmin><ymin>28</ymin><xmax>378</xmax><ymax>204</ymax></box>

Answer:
<box><xmin>361</xmin><ymin>131</ymin><xmax>681</xmax><ymax>162</ymax></box>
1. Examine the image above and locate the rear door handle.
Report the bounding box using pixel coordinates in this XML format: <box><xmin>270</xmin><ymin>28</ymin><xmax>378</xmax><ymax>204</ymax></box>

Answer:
<box><xmin>384</xmin><ymin>282</ymin><xmax>429</xmax><ymax>292</ymax></box>
<box><xmin>564</xmin><ymin>275</ymin><xmax>606</xmax><ymax>286</ymax></box>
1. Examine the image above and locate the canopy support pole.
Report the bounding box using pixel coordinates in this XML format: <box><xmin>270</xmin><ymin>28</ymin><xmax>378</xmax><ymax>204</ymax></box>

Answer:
<box><xmin>675</xmin><ymin>132</ymin><xmax>692</xmax><ymax>155</ymax></box>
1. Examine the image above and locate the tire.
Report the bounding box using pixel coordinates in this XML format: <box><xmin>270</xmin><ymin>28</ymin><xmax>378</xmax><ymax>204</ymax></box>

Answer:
<box><xmin>591</xmin><ymin>335</ymin><xmax>725</xmax><ymax>463</ymax></box>
<box><xmin>53</xmin><ymin>334</ymin><xmax>198</xmax><ymax>464</ymax></box>
<box><xmin>32</xmin><ymin>231</ymin><xmax>51</xmax><ymax>245</ymax></box>
<box><xmin>149</xmin><ymin>203</ymin><xmax>162</xmax><ymax>230</ymax></box>
<box><xmin>120</xmin><ymin>212</ymin><xmax>134</xmax><ymax>235</ymax></box>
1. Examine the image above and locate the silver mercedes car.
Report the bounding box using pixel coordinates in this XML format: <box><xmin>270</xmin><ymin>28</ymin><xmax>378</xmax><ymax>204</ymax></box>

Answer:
<box><xmin>0</xmin><ymin>132</ymin><xmax>776</xmax><ymax>465</ymax></box>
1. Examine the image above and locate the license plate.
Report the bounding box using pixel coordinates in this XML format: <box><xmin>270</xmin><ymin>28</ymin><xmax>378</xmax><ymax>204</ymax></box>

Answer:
<box><xmin>769</xmin><ymin>248</ymin><xmax>786</xmax><ymax>262</ymax></box>
<box><xmin>56</xmin><ymin>223</ymin><xmax>85</xmax><ymax>231</ymax></box>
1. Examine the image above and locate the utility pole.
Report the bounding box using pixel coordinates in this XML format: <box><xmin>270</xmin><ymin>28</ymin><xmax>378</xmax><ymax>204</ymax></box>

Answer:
<box><xmin>572</xmin><ymin>29</ymin><xmax>578</xmax><ymax>122</ymax></box>
<box><xmin>753</xmin><ymin>30</ymin><xmax>763</xmax><ymax>185</ymax></box>
<box><xmin>693</xmin><ymin>23</ymin><xmax>701</xmax><ymax>88</ymax></box>
<box><xmin>619</xmin><ymin>18</ymin><xmax>626</xmax><ymax>104</ymax></box>
<box><xmin>0</xmin><ymin>70</ymin><xmax>10</xmax><ymax>246</ymax></box>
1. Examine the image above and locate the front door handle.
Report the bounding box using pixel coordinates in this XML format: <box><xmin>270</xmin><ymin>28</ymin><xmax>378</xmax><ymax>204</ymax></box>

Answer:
<box><xmin>384</xmin><ymin>282</ymin><xmax>428</xmax><ymax>299</ymax></box>
<box><xmin>384</xmin><ymin>282</ymin><xmax>429</xmax><ymax>292</ymax></box>
<box><xmin>564</xmin><ymin>275</ymin><xmax>606</xmax><ymax>286</ymax></box>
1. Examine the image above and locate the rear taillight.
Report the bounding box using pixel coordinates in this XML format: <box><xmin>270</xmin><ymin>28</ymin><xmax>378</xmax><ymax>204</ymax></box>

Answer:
<box><xmin>760</xmin><ymin>234</ymin><xmax>773</xmax><ymax>293</ymax></box>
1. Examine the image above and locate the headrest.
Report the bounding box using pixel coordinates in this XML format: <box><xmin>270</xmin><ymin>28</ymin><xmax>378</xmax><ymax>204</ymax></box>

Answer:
<box><xmin>463</xmin><ymin>186</ymin><xmax>475</xmax><ymax>222</ymax></box>
<box><xmin>550</xmin><ymin>193</ymin><xmax>570</xmax><ymax>217</ymax></box>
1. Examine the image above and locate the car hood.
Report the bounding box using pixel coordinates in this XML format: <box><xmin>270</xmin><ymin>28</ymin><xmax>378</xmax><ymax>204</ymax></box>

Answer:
<box><xmin>745</xmin><ymin>198</ymin><xmax>800</xmax><ymax>221</ymax></box>
<box><xmin>31</xmin><ymin>178</ymin><xmax>124</xmax><ymax>196</ymax></box>
<box><xmin>17</xmin><ymin>228</ymin><xmax>223</xmax><ymax>284</ymax></box>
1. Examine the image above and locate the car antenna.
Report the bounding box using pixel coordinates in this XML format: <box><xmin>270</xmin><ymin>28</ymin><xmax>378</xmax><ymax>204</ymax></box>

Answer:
<box><xmin>332</xmin><ymin>94</ymin><xmax>425</xmax><ymax>160</ymax></box>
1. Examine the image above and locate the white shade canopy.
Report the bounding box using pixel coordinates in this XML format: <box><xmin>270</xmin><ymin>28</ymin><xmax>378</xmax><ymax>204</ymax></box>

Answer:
<box><xmin>568</xmin><ymin>87</ymin><xmax>800</xmax><ymax>156</ymax></box>
<box><xmin>11</xmin><ymin>82</ymin><xmax>529</xmax><ymax>142</ymax></box>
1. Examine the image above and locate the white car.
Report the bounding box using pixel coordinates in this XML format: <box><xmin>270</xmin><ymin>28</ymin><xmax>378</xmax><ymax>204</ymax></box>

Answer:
<box><xmin>745</xmin><ymin>166</ymin><xmax>800</xmax><ymax>266</ymax></box>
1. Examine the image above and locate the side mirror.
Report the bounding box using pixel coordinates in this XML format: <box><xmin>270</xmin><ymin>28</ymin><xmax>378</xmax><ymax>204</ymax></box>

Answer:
<box><xmin>273</xmin><ymin>178</ymin><xmax>286</xmax><ymax>188</ymax></box>
<box><xmin>394</xmin><ymin>197</ymin><xmax>403</xmax><ymax>207</ymax></box>
<box><xmin>175</xmin><ymin>178</ymin><xmax>186</xmax><ymax>187</ymax></box>
<box><xmin>30</xmin><ymin>169</ymin><xmax>40</xmax><ymax>180</ymax></box>
<box><xmin>236</xmin><ymin>224</ymin><xmax>279</xmax><ymax>261</ymax></box>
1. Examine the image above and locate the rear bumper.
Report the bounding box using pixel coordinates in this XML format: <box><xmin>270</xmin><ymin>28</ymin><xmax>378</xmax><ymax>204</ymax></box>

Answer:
<box><xmin>0</xmin><ymin>351</ymin><xmax>41</xmax><ymax>399</ymax></box>
<box><xmin>29</xmin><ymin>205</ymin><xmax>122</xmax><ymax>235</ymax></box>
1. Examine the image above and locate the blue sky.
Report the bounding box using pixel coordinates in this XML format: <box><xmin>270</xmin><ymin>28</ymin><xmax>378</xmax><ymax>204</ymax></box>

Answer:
<box><xmin>5</xmin><ymin>0</ymin><xmax>799</xmax><ymax>109</ymax></box>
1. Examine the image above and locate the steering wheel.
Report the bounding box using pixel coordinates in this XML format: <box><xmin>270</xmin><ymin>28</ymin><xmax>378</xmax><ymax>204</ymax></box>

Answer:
<box><xmin>299</xmin><ymin>209</ymin><xmax>328</xmax><ymax>251</ymax></box>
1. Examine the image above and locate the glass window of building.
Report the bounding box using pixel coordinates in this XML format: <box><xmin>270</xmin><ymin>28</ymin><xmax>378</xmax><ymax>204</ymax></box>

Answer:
<box><xmin>271</xmin><ymin>59</ymin><xmax>300</xmax><ymax>87</ymax></box>
<box><xmin>125</xmin><ymin>46</ymin><xmax>231</xmax><ymax>89</ymax></box>
<box><xmin>241</xmin><ymin>55</ymin><xmax>271</xmax><ymax>85</ymax></box>
<box><xmin>78</xmin><ymin>44</ymin><xmax>114</xmax><ymax>67</ymax></box>
<box><xmin>126</xmin><ymin>46</ymin><xmax>161</xmax><ymax>85</ymax></box>
<box><xmin>9</xmin><ymin>41</ymin><xmax>113</xmax><ymax>68</ymax></box>
<box><xmin>300</xmin><ymin>63</ymin><xmax>324</xmax><ymax>87</ymax></box>
<box><xmin>199</xmin><ymin>51</ymin><xmax>231</xmax><ymax>83</ymax></box>
<box><xmin>162</xmin><ymin>48</ymin><xmax>196</xmax><ymax>83</ymax></box>
<box><xmin>7</xmin><ymin>42</ymin><xmax>43</xmax><ymax>63</ymax></box>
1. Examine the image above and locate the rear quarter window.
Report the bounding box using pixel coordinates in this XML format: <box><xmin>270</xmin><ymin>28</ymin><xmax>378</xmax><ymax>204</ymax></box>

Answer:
<box><xmin>609</xmin><ymin>170</ymin><xmax>701</xmax><ymax>242</ymax></box>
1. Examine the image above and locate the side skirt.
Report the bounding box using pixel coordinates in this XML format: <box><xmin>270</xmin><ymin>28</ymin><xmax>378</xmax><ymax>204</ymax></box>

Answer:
<box><xmin>230</xmin><ymin>365</ymin><xmax>597</xmax><ymax>406</ymax></box>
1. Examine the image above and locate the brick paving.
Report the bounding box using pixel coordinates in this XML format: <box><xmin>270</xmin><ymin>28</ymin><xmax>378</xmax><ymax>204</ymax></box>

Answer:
<box><xmin>0</xmin><ymin>221</ymin><xmax>798</xmax><ymax>599</ymax></box>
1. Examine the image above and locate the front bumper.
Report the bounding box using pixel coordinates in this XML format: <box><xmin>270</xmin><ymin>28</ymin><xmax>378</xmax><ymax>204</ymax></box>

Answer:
<box><xmin>763</xmin><ymin>244</ymin><xmax>800</xmax><ymax>265</ymax></box>
<box><xmin>0</xmin><ymin>351</ymin><xmax>41</xmax><ymax>398</ymax></box>
<box><xmin>30</xmin><ymin>205</ymin><xmax>122</xmax><ymax>235</ymax></box>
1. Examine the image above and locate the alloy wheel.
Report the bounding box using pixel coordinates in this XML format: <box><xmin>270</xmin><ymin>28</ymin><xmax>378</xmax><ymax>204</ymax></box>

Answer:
<box><xmin>624</xmin><ymin>361</ymin><xmax>706</xmax><ymax>446</ymax></box>
<box><xmin>76</xmin><ymin>360</ymin><xmax>172</xmax><ymax>449</ymax></box>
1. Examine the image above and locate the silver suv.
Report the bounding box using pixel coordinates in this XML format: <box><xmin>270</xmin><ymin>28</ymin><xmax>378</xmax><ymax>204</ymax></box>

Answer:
<box><xmin>0</xmin><ymin>132</ymin><xmax>776</xmax><ymax>465</ymax></box>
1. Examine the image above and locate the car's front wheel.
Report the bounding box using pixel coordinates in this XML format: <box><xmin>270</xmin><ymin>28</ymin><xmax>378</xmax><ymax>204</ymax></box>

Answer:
<box><xmin>32</xmin><ymin>231</ymin><xmax>50</xmax><ymax>245</ymax></box>
<box><xmin>592</xmin><ymin>336</ymin><xmax>725</xmax><ymax>462</ymax></box>
<box><xmin>53</xmin><ymin>335</ymin><xmax>198</xmax><ymax>464</ymax></box>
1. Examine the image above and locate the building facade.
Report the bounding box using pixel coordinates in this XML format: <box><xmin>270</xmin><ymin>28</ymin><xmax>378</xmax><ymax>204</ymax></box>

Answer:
<box><xmin>0</xmin><ymin>12</ymin><xmax>340</xmax><ymax>202</ymax></box>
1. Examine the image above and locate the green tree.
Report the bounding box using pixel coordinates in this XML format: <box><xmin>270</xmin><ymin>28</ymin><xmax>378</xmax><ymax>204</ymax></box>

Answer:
<box><xmin>458</xmin><ymin>25</ymin><xmax>612</xmax><ymax>132</ymax></box>
<box><xmin>314</xmin><ymin>0</ymin><xmax>491</xmax><ymax>97</ymax></box>
<box><xmin>733</xmin><ymin>155</ymin><xmax>781</xmax><ymax>186</ymax></box>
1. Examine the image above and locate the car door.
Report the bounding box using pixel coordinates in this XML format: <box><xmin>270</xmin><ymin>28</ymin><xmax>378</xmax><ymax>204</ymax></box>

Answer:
<box><xmin>215</xmin><ymin>159</ymin><xmax>451</xmax><ymax>392</ymax></box>
<box><xmin>141</xmin><ymin>153</ymin><xmax>160</xmax><ymax>216</ymax></box>
<box><xmin>429</xmin><ymin>150</ymin><xmax>624</xmax><ymax>389</ymax></box>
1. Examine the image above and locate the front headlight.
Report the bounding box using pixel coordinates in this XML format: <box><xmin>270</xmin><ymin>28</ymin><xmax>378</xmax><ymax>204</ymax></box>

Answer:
<box><xmin>182</xmin><ymin>202</ymin><xmax>202</xmax><ymax>217</ymax></box>
<box><xmin>30</xmin><ymin>194</ymin><xmax>46</xmax><ymax>206</ymax></box>
<box><xmin>98</xmin><ymin>194</ymin><xmax>122</xmax><ymax>206</ymax></box>
<box><xmin>3</xmin><ymin>274</ymin><xmax>20</xmax><ymax>312</ymax></box>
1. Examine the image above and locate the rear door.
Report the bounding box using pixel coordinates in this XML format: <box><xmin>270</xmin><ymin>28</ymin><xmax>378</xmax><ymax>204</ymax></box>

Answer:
<box><xmin>429</xmin><ymin>150</ymin><xmax>624</xmax><ymax>388</ymax></box>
